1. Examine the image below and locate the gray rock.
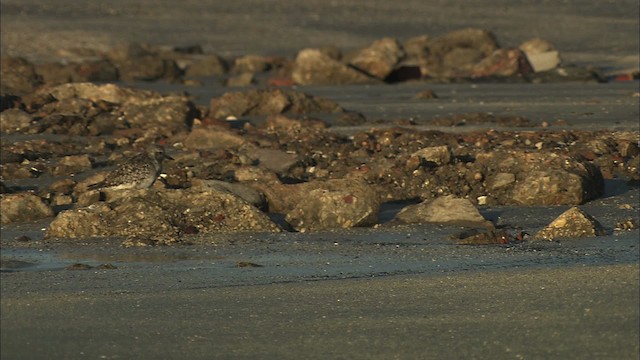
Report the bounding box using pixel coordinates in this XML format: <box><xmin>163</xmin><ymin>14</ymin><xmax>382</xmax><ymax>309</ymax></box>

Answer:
<box><xmin>291</xmin><ymin>48</ymin><xmax>377</xmax><ymax>85</ymax></box>
<box><xmin>534</xmin><ymin>207</ymin><xmax>605</xmax><ymax>240</ymax></box>
<box><xmin>1</xmin><ymin>192</ymin><xmax>54</xmax><ymax>224</ymax></box>
<box><xmin>394</xmin><ymin>195</ymin><xmax>492</xmax><ymax>228</ymax></box>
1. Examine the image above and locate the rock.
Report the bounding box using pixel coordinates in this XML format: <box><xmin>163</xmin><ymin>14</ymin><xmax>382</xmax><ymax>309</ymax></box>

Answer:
<box><xmin>469</xmin><ymin>48</ymin><xmax>534</xmax><ymax>78</ymax></box>
<box><xmin>418</xmin><ymin>28</ymin><xmax>499</xmax><ymax>78</ymax></box>
<box><xmin>348</xmin><ymin>37</ymin><xmax>405</xmax><ymax>80</ymax></box>
<box><xmin>244</xmin><ymin>146</ymin><xmax>300</xmax><ymax>173</ymax></box>
<box><xmin>524</xmin><ymin>51</ymin><xmax>561</xmax><ymax>73</ymax></box>
<box><xmin>46</xmin><ymin>188</ymin><xmax>280</xmax><ymax>244</ymax></box>
<box><xmin>520</xmin><ymin>39</ymin><xmax>561</xmax><ymax>73</ymax></box>
<box><xmin>46</xmin><ymin>203</ymin><xmax>109</xmax><ymax>238</ymax></box>
<box><xmin>534</xmin><ymin>207</ymin><xmax>605</xmax><ymax>240</ymax></box>
<box><xmin>413</xmin><ymin>89</ymin><xmax>438</xmax><ymax>100</ymax></box>
<box><xmin>107</xmin><ymin>43</ymin><xmax>180</xmax><ymax>81</ymax></box>
<box><xmin>190</xmin><ymin>179</ymin><xmax>266</xmax><ymax>209</ymax></box>
<box><xmin>225</xmin><ymin>73</ymin><xmax>255</xmax><ymax>87</ymax></box>
<box><xmin>265</xmin><ymin>114</ymin><xmax>328</xmax><ymax>131</ymax></box>
<box><xmin>183</xmin><ymin>127</ymin><xmax>247</xmax><ymax>150</ymax></box>
<box><xmin>231</xmin><ymin>55</ymin><xmax>272</xmax><ymax>73</ymax></box>
<box><xmin>285</xmin><ymin>180</ymin><xmax>380</xmax><ymax>232</ymax></box>
<box><xmin>53</xmin><ymin>155</ymin><xmax>93</xmax><ymax>176</ymax></box>
<box><xmin>1</xmin><ymin>192</ymin><xmax>54</xmax><ymax>224</ymax></box>
<box><xmin>119</xmin><ymin>95</ymin><xmax>195</xmax><ymax>133</ymax></box>
<box><xmin>73</xmin><ymin>60</ymin><xmax>119</xmax><ymax>82</ymax></box>
<box><xmin>453</xmin><ymin>229</ymin><xmax>511</xmax><ymax>245</ymax></box>
<box><xmin>410</xmin><ymin>145</ymin><xmax>452</xmax><ymax>167</ymax></box>
<box><xmin>31</xmin><ymin>83</ymin><xmax>196</xmax><ymax>134</ymax></box>
<box><xmin>210</xmin><ymin>88</ymin><xmax>344</xmax><ymax>118</ymax></box>
<box><xmin>0</xmin><ymin>57</ymin><xmax>43</xmax><ymax>95</ymax></box>
<box><xmin>291</xmin><ymin>48</ymin><xmax>377</xmax><ymax>85</ymax></box>
<box><xmin>49</xmin><ymin>178</ymin><xmax>77</xmax><ymax>194</ymax></box>
<box><xmin>394</xmin><ymin>195</ymin><xmax>492</xmax><ymax>228</ymax></box>
<box><xmin>0</xmin><ymin>109</ymin><xmax>32</xmax><ymax>133</ymax></box>
<box><xmin>184</xmin><ymin>55</ymin><xmax>228</xmax><ymax>77</ymax></box>
<box><xmin>488</xmin><ymin>172</ymin><xmax>516</xmax><ymax>190</ymax></box>
<box><xmin>519</xmin><ymin>38</ymin><xmax>555</xmax><ymax>54</ymax></box>
<box><xmin>476</xmin><ymin>150</ymin><xmax>604</xmax><ymax>205</ymax></box>
<box><xmin>35</xmin><ymin>62</ymin><xmax>77</xmax><ymax>86</ymax></box>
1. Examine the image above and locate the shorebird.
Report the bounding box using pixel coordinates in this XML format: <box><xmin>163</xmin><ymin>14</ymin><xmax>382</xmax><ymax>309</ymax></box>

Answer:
<box><xmin>89</xmin><ymin>145</ymin><xmax>173</xmax><ymax>191</ymax></box>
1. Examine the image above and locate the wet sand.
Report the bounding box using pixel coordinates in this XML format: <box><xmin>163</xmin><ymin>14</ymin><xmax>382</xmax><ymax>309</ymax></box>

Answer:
<box><xmin>2</xmin><ymin>264</ymin><xmax>638</xmax><ymax>359</ymax></box>
<box><xmin>1</xmin><ymin>1</ymin><xmax>640</xmax><ymax>359</ymax></box>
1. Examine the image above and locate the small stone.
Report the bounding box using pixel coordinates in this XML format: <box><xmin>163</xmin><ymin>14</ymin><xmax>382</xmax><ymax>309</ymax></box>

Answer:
<box><xmin>413</xmin><ymin>89</ymin><xmax>438</xmax><ymax>100</ymax></box>
<box><xmin>534</xmin><ymin>207</ymin><xmax>605</xmax><ymax>240</ymax></box>
<box><xmin>411</xmin><ymin>145</ymin><xmax>452</xmax><ymax>166</ymax></box>
<box><xmin>348</xmin><ymin>37</ymin><xmax>405</xmax><ymax>80</ymax></box>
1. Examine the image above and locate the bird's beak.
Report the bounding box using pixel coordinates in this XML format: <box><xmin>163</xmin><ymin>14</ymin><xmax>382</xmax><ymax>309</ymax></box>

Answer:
<box><xmin>164</xmin><ymin>153</ymin><xmax>174</xmax><ymax>161</ymax></box>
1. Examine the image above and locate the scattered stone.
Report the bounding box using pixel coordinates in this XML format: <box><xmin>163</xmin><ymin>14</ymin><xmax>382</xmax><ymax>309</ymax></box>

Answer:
<box><xmin>393</xmin><ymin>195</ymin><xmax>492</xmax><ymax>228</ymax></box>
<box><xmin>210</xmin><ymin>88</ymin><xmax>344</xmax><ymax>118</ymax></box>
<box><xmin>291</xmin><ymin>48</ymin><xmax>377</xmax><ymax>85</ymax></box>
<box><xmin>534</xmin><ymin>207</ymin><xmax>605</xmax><ymax>240</ymax></box>
<box><xmin>348</xmin><ymin>37</ymin><xmax>405</xmax><ymax>80</ymax></box>
<box><xmin>0</xmin><ymin>192</ymin><xmax>54</xmax><ymax>224</ymax></box>
<box><xmin>615</xmin><ymin>218</ymin><xmax>638</xmax><ymax>231</ymax></box>
<box><xmin>488</xmin><ymin>172</ymin><xmax>516</xmax><ymax>190</ymax></box>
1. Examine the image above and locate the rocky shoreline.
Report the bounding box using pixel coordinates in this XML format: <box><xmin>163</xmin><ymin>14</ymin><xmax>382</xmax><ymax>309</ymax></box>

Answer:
<box><xmin>1</xmin><ymin>29</ymin><xmax>638</xmax><ymax>246</ymax></box>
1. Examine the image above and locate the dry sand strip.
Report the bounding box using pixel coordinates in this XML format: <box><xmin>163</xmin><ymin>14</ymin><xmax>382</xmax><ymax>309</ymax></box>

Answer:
<box><xmin>1</xmin><ymin>264</ymin><xmax>638</xmax><ymax>359</ymax></box>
